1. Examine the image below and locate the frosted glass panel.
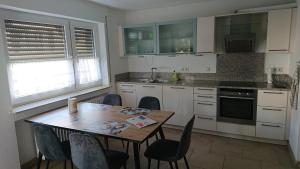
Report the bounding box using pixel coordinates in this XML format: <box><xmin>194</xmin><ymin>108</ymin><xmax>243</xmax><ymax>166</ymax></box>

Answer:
<box><xmin>124</xmin><ymin>26</ymin><xmax>155</xmax><ymax>55</ymax></box>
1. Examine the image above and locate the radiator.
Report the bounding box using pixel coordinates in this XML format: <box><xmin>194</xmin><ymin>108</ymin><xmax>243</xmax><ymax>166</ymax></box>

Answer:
<box><xmin>84</xmin><ymin>95</ymin><xmax>105</xmax><ymax>104</ymax></box>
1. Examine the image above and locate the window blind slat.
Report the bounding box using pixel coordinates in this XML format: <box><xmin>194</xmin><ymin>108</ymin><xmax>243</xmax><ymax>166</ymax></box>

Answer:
<box><xmin>74</xmin><ymin>27</ymin><xmax>95</xmax><ymax>58</ymax></box>
<box><xmin>5</xmin><ymin>19</ymin><xmax>66</xmax><ymax>60</ymax></box>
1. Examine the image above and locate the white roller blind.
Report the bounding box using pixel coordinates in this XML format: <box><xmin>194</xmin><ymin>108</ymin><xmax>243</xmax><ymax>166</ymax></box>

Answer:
<box><xmin>4</xmin><ymin>19</ymin><xmax>74</xmax><ymax>101</ymax></box>
<box><xmin>4</xmin><ymin>19</ymin><xmax>67</xmax><ymax>60</ymax></box>
<box><xmin>73</xmin><ymin>26</ymin><xmax>101</xmax><ymax>85</ymax></box>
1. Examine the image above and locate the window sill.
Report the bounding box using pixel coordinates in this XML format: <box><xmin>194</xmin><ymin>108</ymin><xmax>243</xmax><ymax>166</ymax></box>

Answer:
<box><xmin>13</xmin><ymin>85</ymin><xmax>110</xmax><ymax>121</ymax></box>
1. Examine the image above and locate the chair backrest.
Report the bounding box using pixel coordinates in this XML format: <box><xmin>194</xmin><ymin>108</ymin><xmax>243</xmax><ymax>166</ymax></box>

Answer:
<box><xmin>138</xmin><ymin>96</ymin><xmax>160</xmax><ymax>110</ymax></box>
<box><xmin>176</xmin><ymin>116</ymin><xmax>195</xmax><ymax>159</ymax></box>
<box><xmin>33</xmin><ymin>125</ymin><xmax>66</xmax><ymax>160</ymax></box>
<box><xmin>69</xmin><ymin>133</ymin><xmax>109</xmax><ymax>169</ymax></box>
<box><xmin>103</xmin><ymin>94</ymin><xmax>122</xmax><ymax>106</ymax></box>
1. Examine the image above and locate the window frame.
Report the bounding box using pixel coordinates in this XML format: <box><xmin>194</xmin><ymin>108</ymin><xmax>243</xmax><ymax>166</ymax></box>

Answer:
<box><xmin>0</xmin><ymin>9</ymin><xmax>107</xmax><ymax>106</ymax></box>
<box><xmin>70</xmin><ymin>20</ymin><xmax>102</xmax><ymax>90</ymax></box>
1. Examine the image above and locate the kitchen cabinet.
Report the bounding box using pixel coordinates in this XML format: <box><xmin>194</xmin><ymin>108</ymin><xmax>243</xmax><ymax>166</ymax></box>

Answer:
<box><xmin>256</xmin><ymin>122</ymin><xmax>285</xmax><ymax>140</ymax></box>
<box><xmin>118</xmin><ymin>83</ymin><xmax>137</xmax><ymax>107</ymax></box>
<box><xmin>157</xmin><ymin>19</ymin><xmax>196</xmax><ymax>54</ymax></box>
<box><xmin>193</xmin><ymin>87</ymin><xmax>217</xmax><ymax>130</ymax></box>
<box><xmin>217</xmin><ymin>122</ymin><xmax>256</xmax><ymax>137</ymax></box>
<box><xmin>136</xmin><ymin>84</ymin><xmax>163</xmax><ymax>108</ymax></box>
<box><xmin>266</xmin><ymin>9</ymin><xmax>292</xmax><ymax>53</ymax></box>
<box><xmin>256</xmin><ymin>89</ymin><xmax>288</xmax><ymax>140</ymax></box>
<box><xmin>163</xmin><ymin>86</ymin><xmax>193</xmax><ymax>126</ymax></box>
<box><xmin>197</xmin><ymin>16</ymin><xmax>215</xmax><ymax>54</ymax></box>
<box><xmin>123</xmin><ymin>25</ymin><xmax>156</xmax><ymax>55</ymax></box>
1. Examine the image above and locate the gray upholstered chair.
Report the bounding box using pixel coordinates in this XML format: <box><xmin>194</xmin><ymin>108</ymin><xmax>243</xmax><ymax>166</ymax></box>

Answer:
<box><xmin>33</xmin><ymin>124</ymin><xmax>72</xmax><ymax>169</ymax></box>
<box><xmin>103</xmin><ymin>94</ymin><xmax>122</xmax><ymax>106</ymax></box>
<box><xmin>69</xmin><ymin>133</ymin><xmax>129</xmax><ymax>169</ymax></box>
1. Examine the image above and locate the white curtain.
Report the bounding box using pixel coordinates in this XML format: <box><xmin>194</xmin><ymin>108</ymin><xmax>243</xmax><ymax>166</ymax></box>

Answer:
<box><xmin>77</xmin><ymin>58</ymin><xmax>101</xmax><ymax>85</ymax></box>
<box><xmin>9</xmin><ymin>59</ymin><xmax>75</xmax><ymax>98</ymax></box>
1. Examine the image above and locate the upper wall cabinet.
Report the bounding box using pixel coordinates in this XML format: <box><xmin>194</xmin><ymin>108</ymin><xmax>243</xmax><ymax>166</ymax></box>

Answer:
<box><xmin>197</xmin><ymin>16</ymin><xmax>215</xmax><ymax>54</ymax></box>
<box><xmin>266</xmin><ymin>9</ymin><xmax>292</xmax><ymax>53</ymax></box>
<box><xmin>157</xmin><ymin>19</ymin><xmax>196</xmax><ymax>55</ymax></box>
<box><xmin>123</xmin><ymin>25</ymin><xmax>156</xmax><ymax>55</ymax></box>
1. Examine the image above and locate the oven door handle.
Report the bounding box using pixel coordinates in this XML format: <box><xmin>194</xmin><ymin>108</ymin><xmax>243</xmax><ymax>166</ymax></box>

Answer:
<box><xmin>219</xmin><ymin>96</ymin><xmax>255</xmax><ymax>100</ymax></box>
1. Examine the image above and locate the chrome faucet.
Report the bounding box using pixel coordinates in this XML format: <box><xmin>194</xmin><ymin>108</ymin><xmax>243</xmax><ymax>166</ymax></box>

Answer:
<box><xmin>151</xmin><ymin>67</ymin><xmax>157</xmax><ymax>81</ymax></box>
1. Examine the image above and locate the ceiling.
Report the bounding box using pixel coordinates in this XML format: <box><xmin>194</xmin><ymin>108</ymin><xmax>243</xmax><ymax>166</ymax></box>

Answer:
<box><xmin>89</xmin><ymin>0</ymin><xmax>295</xmax><ymax>11</ymax></box>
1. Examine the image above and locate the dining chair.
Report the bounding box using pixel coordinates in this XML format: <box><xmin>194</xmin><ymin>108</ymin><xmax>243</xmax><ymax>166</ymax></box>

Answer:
<box><xmin>103</xmin><ymin>94</ymin><xmax>122</xmax><ymax>106</ymax></box>
<box><xmin>102</xmin><ymin>94</ymin><xmax>126</xmax><ymax>150</ymax></box>
<box><xmin>33</xmin><ymin>124</ymin><xmax>72</xmax><ymax>169</ymax></box>
<box><xmin>69</xmin><ymin>133</ymin><xmax>129</xmax><ymax>169</ymax></box>
<box><xmin>138</xmin><ymin>96</ymin><xmax>161</xmax><ymax>147</ymax></box>
<box><xmin>144</xmin><ymin>115</ymin><xmax>195</xmax><ymax>169</ymax></box>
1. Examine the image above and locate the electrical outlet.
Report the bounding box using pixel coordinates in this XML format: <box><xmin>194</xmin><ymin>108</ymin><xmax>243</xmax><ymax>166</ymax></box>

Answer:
<box><xmin>277</xmin><ymin>67</ymin><xmax>283</xmax><ymax>73</ymax></box>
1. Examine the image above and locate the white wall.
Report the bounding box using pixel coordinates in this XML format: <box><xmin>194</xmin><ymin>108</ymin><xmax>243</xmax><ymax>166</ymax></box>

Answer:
<box><xmin>289</xmin><ymin>0</ymin><xmax>300</xmax><ymax>162</ymax></box>
<box><xmin>0</xmin><ymin>0</ymin><xmax>126</xmax><ymax>165</ymax></box>
<box><xmin>0</xmin><ymin>20</ymin><xmax>20</xmax><ymax>169</ymax></box>
<box><xmin>128</xmin><ymin>54</ymin><xmax>216</xmax><ymax>73</ymax></box>
<box><xmin>125</xmin><ymin>1</ymin><xmax>295</xmax><ymax>75</ymax></box>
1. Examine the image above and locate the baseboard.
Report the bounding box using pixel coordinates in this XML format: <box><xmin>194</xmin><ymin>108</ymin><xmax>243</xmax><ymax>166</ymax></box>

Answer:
<box><xmin>163</xmin><ymin>124</ymin><xmax>288</xmax><ymax>145</ymax></box>
<box><xmin>21</xmin><ymin>158</ymin><xmax>36</xmax><ymax>169</ymax></box>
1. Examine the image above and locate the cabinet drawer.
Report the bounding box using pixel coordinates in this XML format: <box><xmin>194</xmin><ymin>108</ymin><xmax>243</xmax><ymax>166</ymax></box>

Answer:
<box><xmin>194</xmin><ymin>87</ymin><xmax>217</xmax><ymax>95</ymax></box>
<box><xmin>194</xmin><ymin>94</ymin><xmax>216</xmax><ymax>102</ymax></box>
<box><xmin>258</xmin><ymin>90</ymin><xmax>288</xmax><ymax>107</ymax></box>
<box><xmin>257</xmin><ymin>106</ymin><xmax>286</xmax><ymax>124</ymax></box>
<box><xmin>118</xmin><ymin>83</ymin><xmax>135</xmax><ymax>90</ymax></box>
<box><xmin>194</xmin><ymin>115</ymin><xmax>216</xmax><ymax>131</ymax></box>
<box><xmin>194</xmin><ymin>101</ymin><xmax>216</xmax><ymax>116</ymax></box>
<box><xmin>256</xmin><ymin>122</ymin><xmax>285</xmax><ymax>140</ymax></box>
<box><xmin>217</xmin><ymin>122</ymin><xmax>255</xmax><ymax>137</ymax></box>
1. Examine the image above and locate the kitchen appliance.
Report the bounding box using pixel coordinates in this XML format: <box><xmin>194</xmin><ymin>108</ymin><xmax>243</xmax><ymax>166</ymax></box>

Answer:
<box><xmin>217</xmin><ymin>87</ymin><xmax>257</xmax><ymax>125</ymax></box>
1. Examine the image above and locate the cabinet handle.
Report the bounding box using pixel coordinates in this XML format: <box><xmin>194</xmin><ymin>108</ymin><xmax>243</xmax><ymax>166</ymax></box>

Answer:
<box><xmin>261</xmin><ymin>124</ymin><xmax>281</xmax><ymax>128</ymax></box>
<box><xmin>142</xmin><ymin>86</ymin><xmax>155</xmax><ymax>88</ymax></box>
<box><xmin>197</xmin><ymin>96</ymin><xmax>213</xmax><ymax>98</ymax></box>
<box><xmin>268</xmin><ymin>49</ymin><xmax>288</xmax><ymax>51</ymax></box>
<box><xmin>197</xmin><ymin>102</ymin><xmax>213</xmax><ymax>106</ymax></box>
<box><xmin>170</xmin><ymin>87</ymin><xmax>185</xmax><ymax>89</ymax></box>
<box><xmin>197</xmin><ymin>116</ymin><xmax>214</xmax><ymax>120</ymax></box>
<box><xmin>197</xmin><ymin>88</ymin><xmax>214</xmax><ymax>91</ymax></box>
<box><xmin>121</xmin><ymin>84</ymin><xmax>133</xmax><ymax>87</ymax></box>
<box><xmin>121</xmin><ymin>91</ymin><xmax>134</xmax><ymax>94</ymax></box>
<box><xmin>263</xmin><ymin>91</ymin><xmax>283</xmax><ymax>94</ymax></box>
<box><xmin>262</xmin><ymin>108</ymin><xmax>282</xmax><ymax>111</ymax></box>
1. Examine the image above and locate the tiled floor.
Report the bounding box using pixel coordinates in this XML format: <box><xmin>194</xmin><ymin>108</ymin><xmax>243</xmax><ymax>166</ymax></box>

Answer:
<box><xmin>32</xmin><ymin>128</ymin><xmax>296</xmax><ymax>169</ymax></box>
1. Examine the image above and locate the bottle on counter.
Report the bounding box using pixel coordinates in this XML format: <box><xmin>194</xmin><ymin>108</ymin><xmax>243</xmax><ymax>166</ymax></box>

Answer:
<box><xmin>170</xmin><ymin>70</ymin><xmax>179</xmax><ymax>82</ymax></box>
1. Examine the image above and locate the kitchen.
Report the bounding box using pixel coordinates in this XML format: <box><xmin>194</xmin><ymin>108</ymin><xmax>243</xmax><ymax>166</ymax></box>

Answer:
<box><xmin>0</xmin><ymin>0</ymin><xmax>300</xmax><ymax>169</ymax></box>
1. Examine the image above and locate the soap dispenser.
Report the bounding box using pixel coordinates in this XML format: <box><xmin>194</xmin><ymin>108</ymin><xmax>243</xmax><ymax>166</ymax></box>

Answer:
<box><xmin>170</xmin><ymin>70</ymin><xmax>179</xmax><ymax>82</ymax></box>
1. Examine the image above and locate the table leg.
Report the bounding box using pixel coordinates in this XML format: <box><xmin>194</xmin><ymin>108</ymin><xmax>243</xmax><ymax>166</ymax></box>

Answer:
<box><xmin>158</xmin><ymin>127</ymin><xmax>165</xmax><ymax>139</ymax></box>
<box><xmin>133</xmin><ymin>143</ymin><xmax>141</xmax><ymax>169</ymax></box>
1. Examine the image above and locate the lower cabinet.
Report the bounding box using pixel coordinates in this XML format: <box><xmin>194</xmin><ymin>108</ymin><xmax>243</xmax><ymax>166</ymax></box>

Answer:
<box><xmin>136</xmin><ymin>84</ymin><xmax>163</xmax><ymax>108</ymax></box>
<box><xmin>217</xmin><ymin>122</ymin><xmax>256</xmax><ymax>137</ymax></box>
<box><xmin>163</xmin><ymin>86</ymin><xmax>194</xmax><ymax>126</ymax></box>
<box><xmin>194</xmin><ymin>115</ymin><xmax>217</xmax><ymax>131</ymax></box>
<box><xmin>119</xmin><ymin>89</ymin><xmax>137</xmax><ymax>108</ymax></box>
<box><xmin>256</xmin><ymin>122</ymin><xmax>285</xmax><ymax>140</ymax></box>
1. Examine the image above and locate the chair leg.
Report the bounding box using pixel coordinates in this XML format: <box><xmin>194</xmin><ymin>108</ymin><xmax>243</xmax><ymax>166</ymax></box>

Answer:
<box><xmin>169</xmin><ymin>162</ymin><xmax>174</xmax><ymax>169</ymax></box>
<box><xmin>155</xmin><ymin>133</ymin><xmax>159</xmax><ymax>140</ymax></box>
<box><xmin>174</xmin><ymin>161</ymin><xmax>179</xmax><ymax>169</ymax></box>
<box><xmin>147</xmin><ymin>158</ymin><xmax>151</xmax><ymax>169</ymax></box>
<box><xmin>146</xmin><ymin>139</ymin><xmax>149</xmax><ymax>147</ymax></box>
<box><xmin>126</xmin><ymin>141</ymin><xmax>130</xmax><ymax>154</ymax></box>
<box><xmin>35</xmin><ymin>152</ymin><xmax>42</xmax><ymax>169</ymax></box>
<box><xmin>64</xmin><ymin>160</ymin><xmax>67</xmax><ymax>169</ymax></box>
<box><xmin>121</xmin><ymin>140</ymin><xmax>125</xmax><ymax>148</ymax></box>
<box><xmin>157</xmin><ymin>160</ymin><xmax>160</xmax><ymax>169</ymax></box>
<box><xmin>184</xmin><ymin>156</ymin><xmax>190</xmax><ymax>169</ymax></box>
<box><xmin>123</xmin><ymin>162</ymin><xmax>127</xmax><ymax>169</ymax></box>
<box><xmin>70</xmin><ymin>160</ymin><xmax>74</xmax><ymax>169</ymax></box>
<box><xmin>46</xmin><ymin>160</ymin><xmax>50</xmax><ymax>169</ymax></box>
<box><xmin>105</xmin><ymin>137</ymin><xmax>109</xmax><ymax>150</ymax></box>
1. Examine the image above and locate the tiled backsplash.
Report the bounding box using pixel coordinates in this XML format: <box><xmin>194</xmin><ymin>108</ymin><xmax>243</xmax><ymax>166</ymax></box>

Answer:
<box><xmin>216</xmin><ymin>53</ymin><xmax>266</xmax><ymax>82</ymax></box>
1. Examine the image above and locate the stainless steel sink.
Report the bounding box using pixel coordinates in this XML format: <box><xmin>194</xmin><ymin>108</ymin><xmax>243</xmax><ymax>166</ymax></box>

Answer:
<box><xmin>136</xmin><ymin>79</ymin><xmax>168</xmax><ymax>84</ymax></box>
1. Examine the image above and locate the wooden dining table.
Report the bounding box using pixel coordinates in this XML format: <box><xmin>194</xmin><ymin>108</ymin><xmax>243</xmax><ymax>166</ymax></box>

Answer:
<box><xmin>26</xmin><ymin>102</ymin><xmax>174</xmax><ymax>169</ymax></box>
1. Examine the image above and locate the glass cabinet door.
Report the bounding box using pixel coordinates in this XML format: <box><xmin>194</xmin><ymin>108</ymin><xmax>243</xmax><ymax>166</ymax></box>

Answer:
<box><xmin>124</xmin><ymin>25</ymin><xmax>156</xmax><ymax>55</ymax></box>
<box><xmin>158</xmin><ymin>19</ymin><xmax>196</xmax><ymax>54</ymax></box>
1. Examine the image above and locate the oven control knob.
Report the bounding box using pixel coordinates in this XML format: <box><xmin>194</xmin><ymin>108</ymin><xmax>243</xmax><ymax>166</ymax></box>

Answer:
<box><xmin>238</xmin><ymin>92</ymin><xmax>242</xmax><ymax>95</ymax></box>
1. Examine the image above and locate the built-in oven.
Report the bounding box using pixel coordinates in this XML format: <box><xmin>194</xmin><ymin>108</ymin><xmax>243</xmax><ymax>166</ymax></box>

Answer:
<box><xmin>217</xmin><ymin>88</ymin><xmax>257</xmax><ymax>125</ymax></box>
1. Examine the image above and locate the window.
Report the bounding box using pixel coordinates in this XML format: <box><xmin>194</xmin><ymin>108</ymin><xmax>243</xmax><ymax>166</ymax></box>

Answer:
<box><xmin>2</xmin><ymin>15</ymin><xmax>106</xmax><ymax>105</ymax></box>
